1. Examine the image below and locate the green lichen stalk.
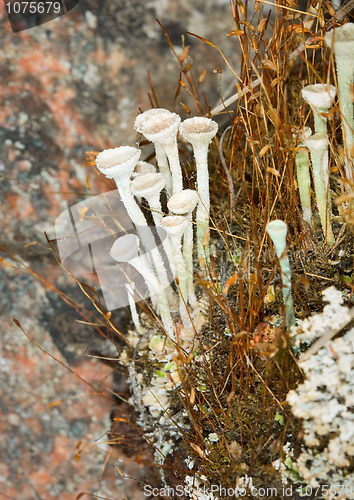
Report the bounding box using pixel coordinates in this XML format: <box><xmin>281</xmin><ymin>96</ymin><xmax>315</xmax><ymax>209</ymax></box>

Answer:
<box><xmin>296</xmin><ymin>149</ymin><xmax>312</xmax><ymax>224</ymax></box>
<box><xmin>304</xmin><ymin>133</ymin><xmax>334</xmax><ymax>245</ymax></box>
<box><xmin>266</xmin><ymin>220</ymin><xmax>295</xmax><ymax>328</ymax></box>
<box><xmin>325</xmin><ymin>23</ymin><xmax>354</xmax><ymax>181</ymax></box>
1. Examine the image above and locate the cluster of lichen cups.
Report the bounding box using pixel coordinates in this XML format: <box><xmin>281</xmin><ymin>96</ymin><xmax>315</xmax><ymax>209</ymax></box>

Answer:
<box><xmin>95</xmin><ymin>109</ymin><xmax>218</xmax><ymax>343</ymax></box>
<box><xmin>295</xmin><ymin>22</ymin><xmax>354</xmax><ymax>245</ymax></box>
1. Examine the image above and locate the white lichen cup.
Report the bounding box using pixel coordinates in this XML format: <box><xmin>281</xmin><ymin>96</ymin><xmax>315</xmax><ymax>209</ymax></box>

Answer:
<box><xmin>160</xmin><ymin>215</ymin><xmax>191</xmax><ymax>328</ymax></box>
<box><xmin>179</xmin><ymin>117</ymin><xmax>218</xmax><ymax>263</ymax></box>
<box><xmin>95</xmin><ymin>146</ymin><xmax>146</xmax><ymax>227</ymax></box>
<box><xmin>131</xmin><ymin>173</ymin><xmax>166</xmax><ymax>226</ymax></box>
<box><xmin>131</xmin><ymin>161</ymin><xmax>157</xmax><ymax>179</ymax></box>
<box><xmin>134</xmin><ymin>109</ymin><xmax>182</xmax><ymax>195</ymax></box>
<box><xmin>302</xmin><ymin>84</ymin><xmax>336</xmax><ymax>134</ymax></box>
<box><xmin>167</xmin><ymin>190</ymin><xmax>199</xmax><ymax>309</ymax></box>
<box><xmin>110</xmin><ymin>234</ymin><xmax>175</xmax><ymax>338</ymax></box>
<box><xmin>131</xmin><ymin>162</ymin><xmax>157</xmax><ymax>203</ymax></box>
<box><xmin>325</xmin><ymin>23</ymin><xmax>354</xmax><ymax>180</ymax></box>
<box><xmin>304</xmin><ymin>133</ymin><xmax>334</xmax><ymax>245</ymax></box>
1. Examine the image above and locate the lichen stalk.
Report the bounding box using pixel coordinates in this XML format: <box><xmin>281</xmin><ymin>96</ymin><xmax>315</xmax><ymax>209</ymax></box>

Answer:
<box><xmin>163</xmin><ymin>141</ymin><xmax>183</xmax><ymax>195</ymax></box>
<box><xmin>194</xmin><ymin>143</ymin><xmax>211</xmax><ymax>261</ymax></box>
<box><xmin>161</xmin><ymin>216</ymin><xmax>191</xmax><ymax>329</ymax></box>
<box><xmin>179</xmin><ymin>117</ymin><xmax>218</xmax><ymax>264</ymax></box>
<box><xmin>110</xmin><ymin>235</ymin><xmax>175</xmax><ymax>339</ymax></box>
<box><xmin>325</xmin><ymin>23</ymin><xmax>354</xmax><ymax>181</ymax></box>
<box><xmin>183</xmin><ymin>213</ymin><xmax>198</xmax><ymax>309</ymax></box>
<box><xmin>125</xmin><ymin>283</ymin><xmax>144</xmax><ymax>334</ymax></box>
<box><xmin>154</xmin><ymin>143</ymin><xmax>173</xmax><ymax>196</ymax></box>
<box><xmin>304</xmin><ymin>133</ymin><xmax>334</xmax><ymax>245</ymax></box>
<box><xmin>266</xmin><ymin>220</ymin><xmax>295</xmax><ymax>328</ymax></box>
<box><xmin>296</xmin><ymin>150</ymin><xmax>312</xmax><ymax>224</ymax></box>
<box><xmin>131</xmin><ymin>172</ymin><xmax>176</xmax><ymax>279</ymax></box>
<box><xmin>167</xmin><ymin>190</ymin><xmax>199</xmax><ymax>309</ymax></box>
<box><xmin>294</xmin><ymin>127</ymin><xmax>312</xmax><ymax>224</ymax></box>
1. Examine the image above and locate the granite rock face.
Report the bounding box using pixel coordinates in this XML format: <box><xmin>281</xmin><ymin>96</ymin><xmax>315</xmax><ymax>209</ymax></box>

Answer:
<box><xmin>0</xmin><ymin>0</ymin><xmax>237</xmax><ymax>497</ymax></box>
<box><xmin>0</xmin><ymin>0</ymin><xmax>238</xmax><ymax>247</ymax></box>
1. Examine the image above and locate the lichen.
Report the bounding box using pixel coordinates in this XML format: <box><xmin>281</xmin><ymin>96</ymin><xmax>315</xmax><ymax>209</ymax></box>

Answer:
<box><xmin>287</xmin><ymin>287</ymin><xmax>354</xmax><ymax>496</ymax></box>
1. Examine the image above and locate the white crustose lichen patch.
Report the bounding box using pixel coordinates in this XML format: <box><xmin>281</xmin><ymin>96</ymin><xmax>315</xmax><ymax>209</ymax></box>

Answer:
<box><xmin>287</xmin><ymin>287</ymin><xmax>354</xmax><ymax>496</ymax></box>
